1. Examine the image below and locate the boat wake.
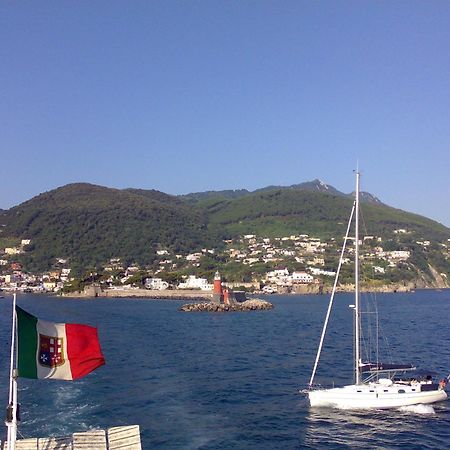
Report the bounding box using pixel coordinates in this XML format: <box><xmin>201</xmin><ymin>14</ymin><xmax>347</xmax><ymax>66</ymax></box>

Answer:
<box><xmin>398</xmin><ymin>404</ymin><xmax>435</xmax><ymax>415</ymax></box>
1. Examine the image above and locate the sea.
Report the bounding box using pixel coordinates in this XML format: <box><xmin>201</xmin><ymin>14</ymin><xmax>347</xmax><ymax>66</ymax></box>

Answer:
<box><xmin>0</xmin><ymin>290</ymin><xmax>449</xmax><ymax>449</ymax></box>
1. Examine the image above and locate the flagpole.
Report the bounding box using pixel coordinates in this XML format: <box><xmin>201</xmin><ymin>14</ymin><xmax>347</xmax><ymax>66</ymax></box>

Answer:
<box><xmin>6</xmin><ymin>292</ymin><xmax>18</xmax><ymax>450</ymax></box>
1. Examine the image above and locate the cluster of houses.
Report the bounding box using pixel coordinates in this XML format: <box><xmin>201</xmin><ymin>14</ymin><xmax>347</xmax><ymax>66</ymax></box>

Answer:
<box><xmin>0</xmin><ymin>230</ymin><xmax>447</xmax><ymax>293</ymax></box>
<box><xmin>0</xmin><ymin>265</ymin><xmax>72</xmax><ymax>293</ymax></box>
<box><xmin>223</xmin><ymin>233</ymin><xmax>413</xmax><ymax>270</ymax></box>
<box><xmin>261</xmin><ymin>268</ymin><xmax>316</xmax><ymax>293</ymax></box>
<box><xmin>224</xmin><ymin>234</ymin><xmax>327</xmax><ymax>266</ymax></box>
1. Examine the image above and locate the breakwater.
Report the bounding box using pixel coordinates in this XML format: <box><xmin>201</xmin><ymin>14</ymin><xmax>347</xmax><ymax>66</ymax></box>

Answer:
<box><xmin>180</xmin><ymin>298</ymin><xmax>273</xmax><ymax>312</ymax></box>
<box><xmin>63</xmin><ymin>288</ymin><xmax>212</xmax><ymax>300</ymax></box>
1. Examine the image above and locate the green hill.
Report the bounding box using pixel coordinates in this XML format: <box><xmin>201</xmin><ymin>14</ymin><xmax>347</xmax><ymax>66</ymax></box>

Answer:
<box><xmin>0</xmin><ymin>183</ymin><xmax>211</xmax><ymax>273</ymax></box>
<box><xmin>197</xmin><ymin>188</ymin><xmax>450</xmax><ymax>285</ymax></box>
<box><xmin>0</xmin><ymin>182</ymin><xmax>448</xmax><ymax>274</ymax></box>
<box><xmin>199</xmin><ymin>188</ymin><xmax>449</xmax><ymax>241</ymax></box>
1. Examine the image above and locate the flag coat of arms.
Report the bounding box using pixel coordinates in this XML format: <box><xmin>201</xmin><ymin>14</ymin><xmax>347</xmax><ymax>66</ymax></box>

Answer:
<box><xmin>16</xmin><ymin>306</ymin><xmax>105</xmax><ymax>380</ymax></box>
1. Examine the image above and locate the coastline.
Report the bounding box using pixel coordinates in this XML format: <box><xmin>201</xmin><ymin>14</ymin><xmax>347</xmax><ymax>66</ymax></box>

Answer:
<box><xmin>59</xmin><ymin>284</ymin><xmax>450</xmax><ymax>299</ymax></box>
<box><xmin>62</xmin><ymin>288</ymin><xmax>213</xmax><ymax>300</ymax></box>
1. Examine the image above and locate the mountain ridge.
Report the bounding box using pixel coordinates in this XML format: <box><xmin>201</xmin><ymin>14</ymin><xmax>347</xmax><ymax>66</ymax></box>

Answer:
<box><xmin>180</xmin><ymin>179</ymin><xmax>383</xmax><ymax>204</ymax></box>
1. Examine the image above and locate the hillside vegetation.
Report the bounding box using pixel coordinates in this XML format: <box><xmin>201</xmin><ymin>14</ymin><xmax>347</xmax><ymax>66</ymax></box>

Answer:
<box><xmin>202</xmin><ymin>189</ymin><xmax>449</xmax><ymax>241</ymax></box>
<box><xmin>0</xmin><ymin>181</ymin><xmax>448</xmax><ymax>275</ymax></box>
<box><xmin>0</xmin><ymin>184</ymin><xmax>212</xmax><ymax>272</ymax></box>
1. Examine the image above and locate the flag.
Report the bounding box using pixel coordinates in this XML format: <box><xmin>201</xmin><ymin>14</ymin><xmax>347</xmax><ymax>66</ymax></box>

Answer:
<box><xmin>16</xmin><ymin>306</ymin><xmax>105</xmax><ymax>380</ymax></box>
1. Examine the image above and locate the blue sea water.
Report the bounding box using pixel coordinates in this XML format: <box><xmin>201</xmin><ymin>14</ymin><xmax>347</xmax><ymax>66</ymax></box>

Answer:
<box><xmin>0</xmin><ymin>290</ymin><xmax>449</xmax><ymax>449</ymax></box>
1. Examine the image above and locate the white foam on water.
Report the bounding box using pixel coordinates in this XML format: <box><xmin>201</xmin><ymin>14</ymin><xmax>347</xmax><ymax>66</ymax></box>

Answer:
<box><xmin>398</xmin><ymin>404</ymin><xmax>435</xmax><ymax>415</ymax></box>
<box><xmin>335</xmin><ymin>404</ymin><xmax>361</xmax><ymax>410</ymax></box>
<box><xmin>332</xmin><ymin>402</ymin><xmax>372</xmax><ymax>411</ymax></box>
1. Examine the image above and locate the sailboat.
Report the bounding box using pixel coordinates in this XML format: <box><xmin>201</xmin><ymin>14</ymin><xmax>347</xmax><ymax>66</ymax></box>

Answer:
<box><xmin>306</xmin><ymin>171</ymin><xmax>448</xmax><ymax>409</ymax></box>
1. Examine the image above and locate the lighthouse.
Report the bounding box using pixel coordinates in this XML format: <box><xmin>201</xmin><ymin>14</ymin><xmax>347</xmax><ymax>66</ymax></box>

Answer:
<box><xmin>212</xmin><ymin>270</ymin><xmax>223</xmax><ymax>304</ymax></box>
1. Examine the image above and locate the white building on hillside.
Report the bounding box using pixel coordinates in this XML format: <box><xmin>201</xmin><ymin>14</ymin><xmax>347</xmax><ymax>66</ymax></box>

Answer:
<box><xmin>178</xmin><ymin>275</ymin><xmax>213</xmax><ymax>291</ymax></box>
<box><xmin>5</xmin><ymin>247</ymin><xmax>22</xmax><ymax>255</ymax></box>
<box><xmin>186</xmin><ymin>253</ymin><xmax>202</xmax><ymax>262</ymax></box>
<box><xmin>145</xmin><ymin>278</ymin><xmax>169</xmax><ymax>290</ymax></box>
<box><xmin>387</xmin><ymin>251</ymin><xmax>411</xmax><ymax>260</ymax></box>
<box><xmin>310</xmin><ymin>268</ymin><xmax>336</xmax><ymax>277</ymax></box>
<box><xmin>292</xmin><ymin>271</ymin><xmax>314</xmax><ymax>284</ymax></box>
<box><xmin>267</xmin><ymin>269</ymin><xmax>289</xmax><ymax>278</ymax></box>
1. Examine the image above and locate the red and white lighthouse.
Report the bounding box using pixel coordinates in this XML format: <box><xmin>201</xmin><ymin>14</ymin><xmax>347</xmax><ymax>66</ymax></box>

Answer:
<box><xmin>213</xmin><ymin>271</ymin><xmax>222</xmax><ymax>295</ymax></box>
<box><xmin>212</xmin><ymin>271</ymin><xmax>223</xmax><ymax>304</ymax></box>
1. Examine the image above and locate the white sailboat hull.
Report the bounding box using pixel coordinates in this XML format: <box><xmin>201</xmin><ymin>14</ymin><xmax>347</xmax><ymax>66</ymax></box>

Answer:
<box><xmin>308</xmin><ymin>384</ymin><xmax>448</xmax><ymax>409</ymax></box>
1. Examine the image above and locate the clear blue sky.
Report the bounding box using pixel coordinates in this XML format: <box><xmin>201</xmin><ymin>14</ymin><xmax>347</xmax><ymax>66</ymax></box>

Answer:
<box><xmin>1</xmin><ymin>1</ymin><xmax>449</xmax><ymax>226</ymax></box>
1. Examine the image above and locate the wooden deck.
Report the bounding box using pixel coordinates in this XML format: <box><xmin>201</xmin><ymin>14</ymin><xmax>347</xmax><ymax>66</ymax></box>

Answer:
<box><xmin>1</xmin><ymin>425</ymin><xmax>141</xmax><ymax>450</ymax></box>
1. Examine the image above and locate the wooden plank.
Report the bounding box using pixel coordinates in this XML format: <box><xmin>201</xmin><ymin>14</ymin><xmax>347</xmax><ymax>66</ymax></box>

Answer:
<box><xmin>107</xmin><ymin>425</ymin><xmax>141</xmax><ymax>450</ymax></box>
<box><xmin>2</xmin><ymin>438</ymin><xmax>38</xmax><ymax>450</ymax></box>
<box><xmin>72</xmin><ymin>430</ymin><xmax>106</xmax><ymax>450</ymax></box>
<box><xmin>3</xmin><ymin>425</ymin><xmax>141</xmax><ymax>450</ymax></box>
<box><xmin>38</xmin><ymin>436</ymin><xmax>72</xmax><ymax>449</ymax></box>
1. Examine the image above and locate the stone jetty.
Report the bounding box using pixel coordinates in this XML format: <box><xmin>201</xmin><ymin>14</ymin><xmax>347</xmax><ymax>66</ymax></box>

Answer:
<box><xmin>180</xmin><ymin>298</ymin><xmax>273</xmax><ymax>312</ymax></box>
<box><xmin>63</xmin><ymin>286</ymin><xmax>212</xmax><ymax>300</ymax></box>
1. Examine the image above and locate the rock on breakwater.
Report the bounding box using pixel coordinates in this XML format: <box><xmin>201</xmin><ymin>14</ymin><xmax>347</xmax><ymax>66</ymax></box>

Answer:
<box><xmin>180</xmin><ymin>298</ymin><xmax>273</xmax><ymax>312</ymax></box>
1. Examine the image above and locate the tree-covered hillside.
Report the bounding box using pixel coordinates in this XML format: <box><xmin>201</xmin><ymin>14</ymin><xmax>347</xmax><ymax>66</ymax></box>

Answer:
<box><xmin>200</xmin><ymin>189</ymin><xmax>449</xmax><ymax>241</ymax></box>
<box><xmin>0</xmin><ymin>183</ymin><xmax>213</xmax><ymax>272</ymax></box>
<box><xmin>0</xmin><ymin>182</ymin><xmax>448</xmax><ymax>275</ymax></box>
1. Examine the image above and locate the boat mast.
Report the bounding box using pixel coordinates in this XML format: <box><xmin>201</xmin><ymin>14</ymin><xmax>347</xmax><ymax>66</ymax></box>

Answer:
<box><xmin>6</xmin><ymin>292</ymin><xmax>18</xmax><ymax>450</ymax></box>
<box><xmin>354</xmin><ymin>171</ymin><xmax>361</xmax><ymax>385</ymax></box>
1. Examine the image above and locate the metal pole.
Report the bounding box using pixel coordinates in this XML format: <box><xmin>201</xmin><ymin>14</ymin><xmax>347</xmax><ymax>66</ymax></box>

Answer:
<box><xmin>6</xmin><ymin>292</ymin><xmax>17</xmax><ymax>450</ymax></box>
<box><xmin>354</xmin><ymin>171</ymin><xmax>361</xmax><ymax>385</ymax></box>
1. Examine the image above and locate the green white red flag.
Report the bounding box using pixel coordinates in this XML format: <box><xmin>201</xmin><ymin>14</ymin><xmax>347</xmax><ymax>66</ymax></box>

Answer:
<box><xmin>16</xmin><ymin>306</ymin><xmax>105</xmax><ymax>380</ymax></box>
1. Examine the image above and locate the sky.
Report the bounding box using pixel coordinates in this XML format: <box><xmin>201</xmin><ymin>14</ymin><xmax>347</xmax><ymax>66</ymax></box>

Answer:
<box><xmin>1</xmin><ymin>1</ymin><xmax>449</xmax><ymax>226</ymax></box>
